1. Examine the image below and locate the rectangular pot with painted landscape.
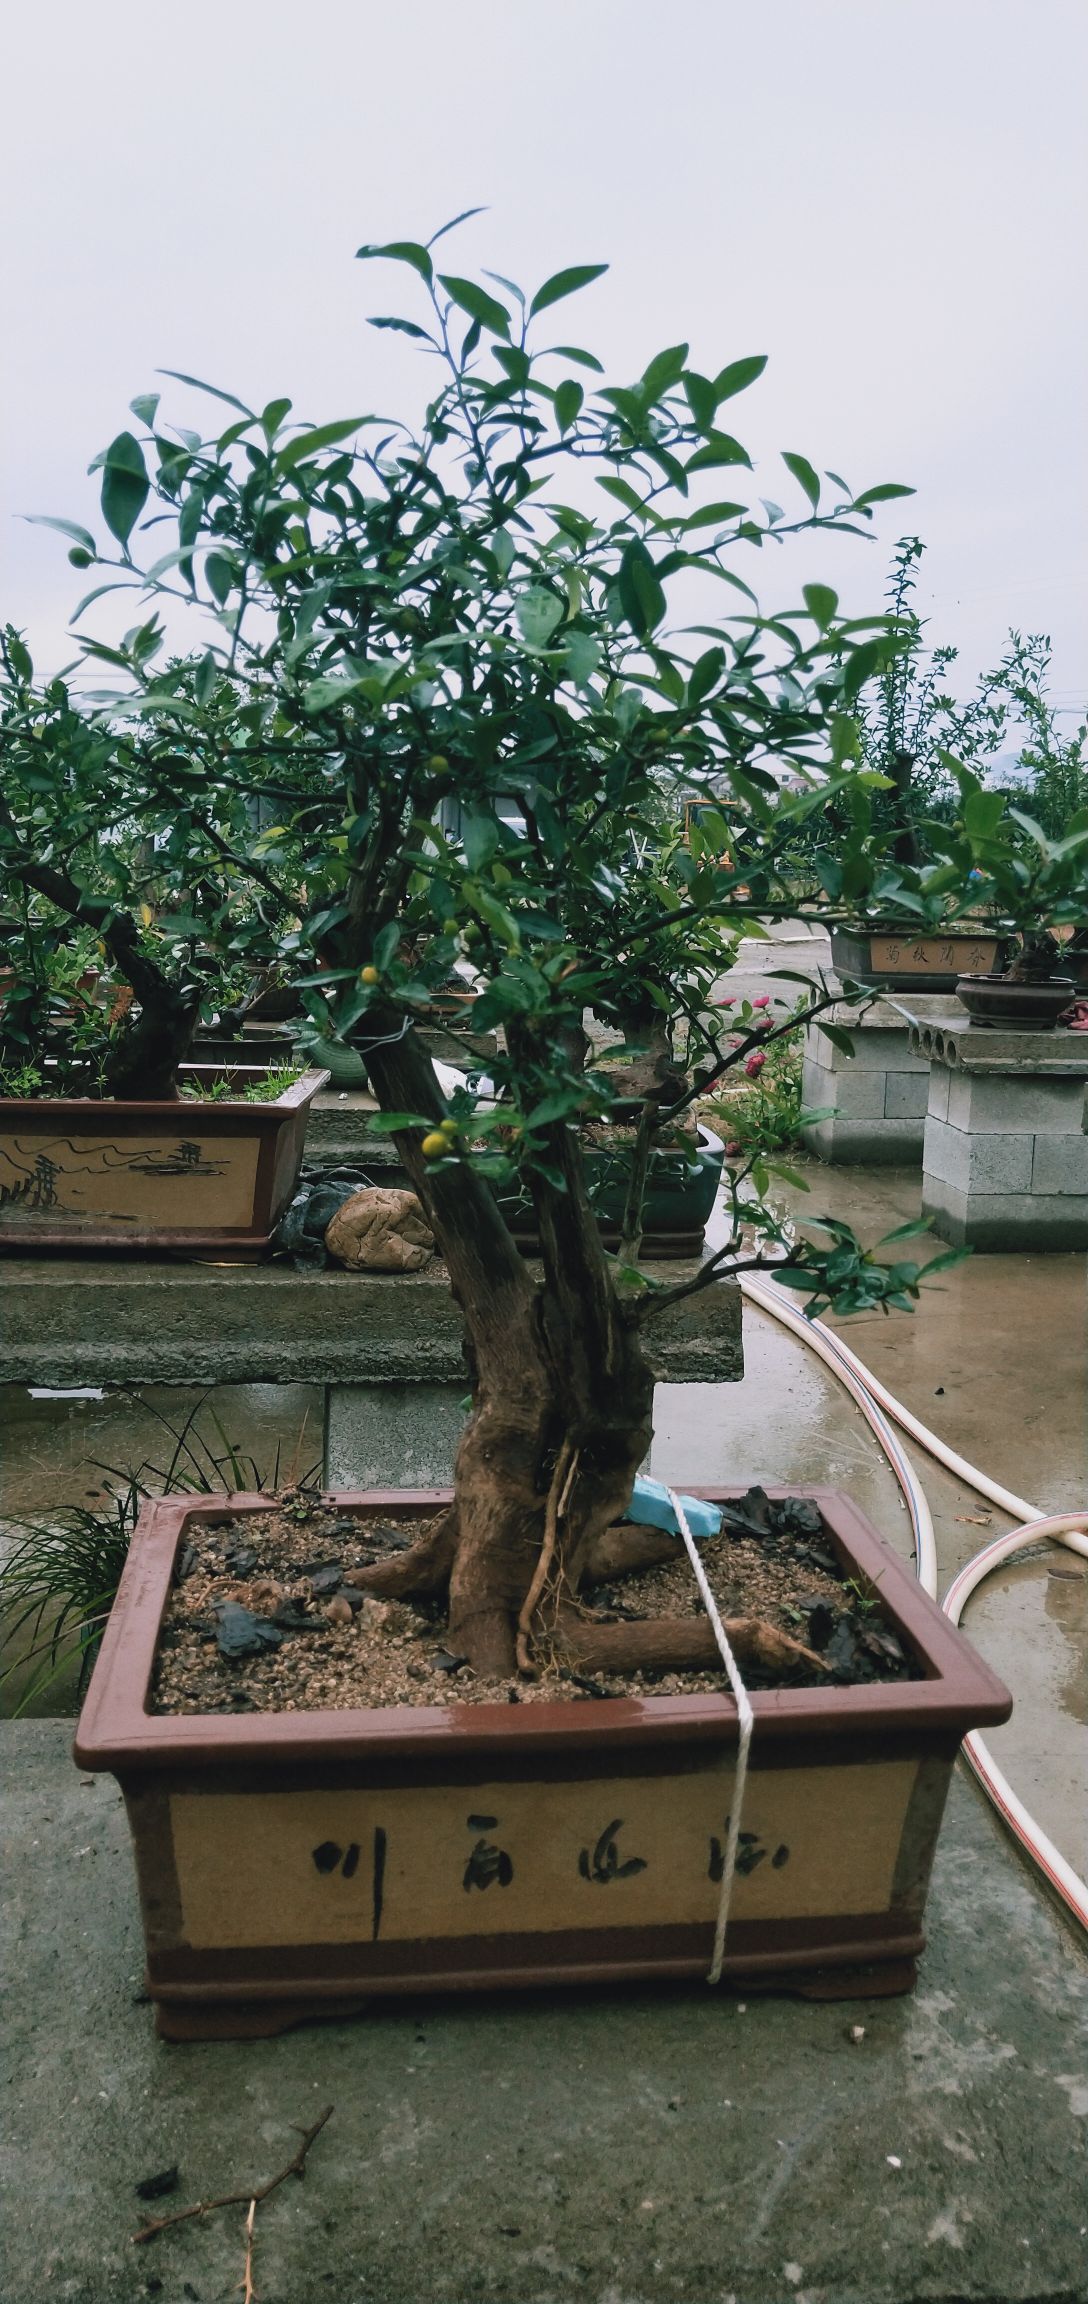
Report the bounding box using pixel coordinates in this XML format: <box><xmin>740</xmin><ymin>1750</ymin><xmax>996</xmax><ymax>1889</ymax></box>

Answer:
<box><xmin>73</xmin><ymin>1486</ymin><xmax>1011</xmax><ymax>2038</ymax></box>
<box><xmin>0</xmin><ymin>1066</ymin><xmax>327</xmax><ymax>1258</ymax></box>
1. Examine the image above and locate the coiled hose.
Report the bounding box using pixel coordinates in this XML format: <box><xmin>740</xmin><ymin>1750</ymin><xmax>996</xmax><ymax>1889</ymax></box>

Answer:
<box><xmin>738</xmin><ymin>1272</ymin><xmax>1088</xmax><ymax>1932</ymax></box>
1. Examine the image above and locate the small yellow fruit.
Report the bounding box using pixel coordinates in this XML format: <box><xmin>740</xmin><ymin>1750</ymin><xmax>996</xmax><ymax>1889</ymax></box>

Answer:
<box><xmin>360</xmin><ymin>965</ymin><xmax>380</xmax><ymax>985</ymax></box>
<box><xmin>439</xmin><ymin>1116</ymin><xmax>458</xmax><ymax>1136</ymax></box>
<box><xmin>442</xmin><ymin>917</ymin><xmax>459</xmax><ymax>935</ymax></box>
<box><xmin>421</xmin><ymin>1130</ymin><xmax>449</xmax><ymax>1158</ymax></box>
<box><xmin>427</xmin><ymin>753</ymin><xmax>449</xmax><ymax>773</ymax></box>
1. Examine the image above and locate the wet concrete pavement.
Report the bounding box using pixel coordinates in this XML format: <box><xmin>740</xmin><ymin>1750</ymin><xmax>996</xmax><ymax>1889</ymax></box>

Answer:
<box><xmin>3</xmin><ymin>1723</ymin><xmax>1086</xmax><ymax>2304</ymax></box>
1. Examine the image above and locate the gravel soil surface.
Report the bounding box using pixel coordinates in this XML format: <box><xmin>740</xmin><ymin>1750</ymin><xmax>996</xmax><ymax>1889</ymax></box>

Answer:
<box><xmin>151</xmin><ymin>1494</ymin><xmax>918</xmax><ymax>1718</ymax></box>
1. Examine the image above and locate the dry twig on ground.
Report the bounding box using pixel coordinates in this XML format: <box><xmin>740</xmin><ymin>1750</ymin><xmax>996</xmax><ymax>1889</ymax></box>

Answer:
<box><xmin>131</xmin><ymin>2102</ymin><xmax>334</xmax><ymax>2296</ymax></box>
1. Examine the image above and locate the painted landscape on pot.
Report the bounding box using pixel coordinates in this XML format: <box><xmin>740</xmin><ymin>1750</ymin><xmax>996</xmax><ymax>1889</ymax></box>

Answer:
<box><xmin>0</xmin><ymin>1131</ymin><xmax>254</xmax><ymax>1227</ymax></box>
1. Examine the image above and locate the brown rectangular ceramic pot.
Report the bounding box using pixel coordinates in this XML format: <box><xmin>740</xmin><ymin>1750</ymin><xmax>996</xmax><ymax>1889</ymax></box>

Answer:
<box><xmin>0</xmin><ymin>1066</ymin><xmax>327</xmax><ymax>1258</ymax></box>
<box><xmin>831</xmin><ymin>926</ymin><xmax>1000</xmax><ymax>993</ymax></box>
<box><xmin>74</xmin><ymin>1487</ymin><xmax>1011</xmax><ymax>2037</ymax></box>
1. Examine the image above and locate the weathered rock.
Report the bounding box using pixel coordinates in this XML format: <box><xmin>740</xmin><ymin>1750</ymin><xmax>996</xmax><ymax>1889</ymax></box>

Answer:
<box><xmin>324</xmin><ymin>1186</ymin><xmax>435</xmax><ymax>1272</ymax></box>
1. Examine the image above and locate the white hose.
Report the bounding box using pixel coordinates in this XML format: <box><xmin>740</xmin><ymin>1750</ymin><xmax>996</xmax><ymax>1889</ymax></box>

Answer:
<box><xmin>737</xmin><ymin>1272</ymin><xmax>1088</xmax><ymax>1932</ymax></box>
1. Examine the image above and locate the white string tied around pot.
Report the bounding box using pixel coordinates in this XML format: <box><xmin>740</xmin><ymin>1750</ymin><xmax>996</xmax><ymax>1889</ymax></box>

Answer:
<box><xmin>667</xmin><ymin>1487</ymin><xmax>753</xmax><ymax>1986</ymax></box>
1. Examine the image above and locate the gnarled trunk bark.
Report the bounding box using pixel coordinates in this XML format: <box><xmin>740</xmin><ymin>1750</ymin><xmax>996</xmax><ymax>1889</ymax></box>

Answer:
<box><xmin>362</xmin><ymin>1009</ymin><xmax>657</xmax><ymax>1677</ymax></box>
<box><xmin>360</xmin><ymin>1009</ymin><xmax>817</xmax><ymax>1686</ymax></box>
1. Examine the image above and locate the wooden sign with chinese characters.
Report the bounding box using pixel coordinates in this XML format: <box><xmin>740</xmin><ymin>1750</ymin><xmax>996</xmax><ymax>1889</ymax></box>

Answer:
<box><xmin>0</xmin><ymin>1129</ymin><xmax>260</xmax><ymax>1230</ymax></box>
<box><xmin>868</xmin><ymin>936</ymin><xmax>997</xmax><ymax>978</ymax></box>
<box><xmin>168</xmin><ymin>1758</ymin><xmax>919</xmax><ymax>1953</ymax></box>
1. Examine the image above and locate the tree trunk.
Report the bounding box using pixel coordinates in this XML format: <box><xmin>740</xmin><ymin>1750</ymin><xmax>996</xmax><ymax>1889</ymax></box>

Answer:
<box><xmin>360</xmin><ymin>1011</ymin><xmax>808</xmax><ymax>1689</ymax></box>
<box><xmin>361</xmin><ymin>1010</ymin><xmax>657</xmax><ymax>1676</ymax></box>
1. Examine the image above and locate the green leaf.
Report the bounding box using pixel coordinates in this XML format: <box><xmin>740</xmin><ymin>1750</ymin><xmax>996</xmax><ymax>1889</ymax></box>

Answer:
<box><xmin>819</xmin><ymin>1023</ymin><xmax>856</xmax><ymax>1057</ymax></box>
<box><xmin>428</xmin><ymin>206</ymin><xmax>487</xmax><ymax>249</ymax></box>
<box><xmin>686</xmin><ymin>432</ymin><xmax>752</xmax><ymax>474</ymax></box>
<box><xmin>276</xmin><ymin>417</ymin><xmax>368</xmax><ymax>472</ymax></box>
<box><xmin>491</xmin><ymin>528</ymin><xmax>516</xmax><ymax>580</ymax></box>
<box><xmin>373</xmin><ymin>921</ymin><xmax>401</xmax><ymax>970</ymax></box>
<box><xmin>23</xmin><ymin>515</ymin><xmax>96</xmax><ymax>554</ymax></box>
<box><xmin>205</xmin><ymin>553</ymin><xmax>235</xmax><ymax>606</ymax></box>
<box><xmin>548</xmin><ymin>344</ymin><xmax>605</xmax><ymax>373</ymax></box>
<box><xmin>688</xmin><ymin>646</ymin><xmax>724</xmax><ymax>706</ymax></box>
<box><xmin>554</xmin><ymin>379</ymin><xmax>584</xmax><ymax>433</ymax></box>
<box><xmin>260</xmin><ymin>396</ymin><xmax>293</xmax><ymax>439</ymax></box>
<box><xmin>563</xmin><ymin>630</ymin><xmax>601</xmax><ymax>687</ymax></box>
<box><xmin>712</xmin><ymin>355</ymin><xmax>768</xmax><ymax>402</ymax></box>
<box><xmin>682</xmin><ymin>501</ymin><xmax>746</xmax><ymax>531</ymax></box>
<box><xmin>355</xmin><ymin>239</ymin><xmax>433</xmax><ymax>282</ymax></box>
<box><xmin>682</xmin><ymin>371</ymin><xmax>718</xmax><ymax>430</ymax></box>
<box><xmin>366</xmin><ymin>1110</ymin><xmax>436</xmax><ymax>1135</ymax></box>
<box><xmin>842</xmin><ymin>638</ymin><xmax>891</xmax><ymax>704</ymax></box>
<box><xmin>515</xmin><ymin>587</ymin><xmax>565</xmax><ymax>647</ymax></box>
<box><xmin>803</xmin><ymin>582</ymin><xmax>839</xmax><ymax>628</ymax></box>
<box><xmin>157</xmin><ymin>370</ymin><xmax>256</xmax><ymax>419</ymax></box>
<box><xmin>851</xmin><ymin>482</ymin><xmax>916</xmax><ymax>510</ymax></box>
<box><xmin>597</xmin><ymin>475</ymin><xmax>646</xmax><ymax>516</ymax></box>
<box><xmin>524</xmin><ymin>1089</ymin><xmax>584</xmax><ymax>1128</ymax></box>
<box><xmin>484</xmin><ymin>269</ymin><xmax>526</xmax><ymax>307</ymax></box>
<box><xmin>463</xmin><ymin>812</ymin><xmax>499</xmax><ymax>871</ymax></box>
<box><xmin>783</xmin><ymin>451</ymin><xmax>821</xmax><ymax>510</ymax></box>
<box><xmin>641</xmin><ymin>343</ymin><xmax>689</xmax><ymax>399</ymax></box>
<box><xmin>494</xmin><ymin>343</ymin><xmax>531</xmax><ymax>386</ymax></box>
<box><xmin>529</xmin><ymin>263</ymin><xmax>608</xmax><ymax>318</ymax></box>
<box><xmin>963</xmin><ymin>786</ymin><xmax>1007</xmax><ymax>837</ymax></box>
<box><xmin>129</xmin><ymin>393</ymin><xmax>160</xmax><ymax>428</ymax></box>
<box><xmin>96</xmin><ymin>432</ymin><xmax>149</xmax><ymax>547</ymax></box>
<box><xmin>438</xmin><ymin>274</ymin><xmax>510</xmax><ymax>336</ymax></box>
<box><xmin>475</xmin><ymin>890</ymin><xmax>521</xmax><ymax>947</ymax></box>
<box><xmin>68</xmin><ymin>579</ymin><xmax>137</xmax><ymax>624</ymax></box>
<box><xmin>920</xmin><ymin>1247</ymin><xmax>970</xmax><ymax>1275</ymax></box>
<box><xmin>617</xmin><ymin>539</ymin><xmax>666</xmax><ymax>637</ymax></box>
<box><xmin>368</xmin><ymin>315</ymin><xmax>433</xmax><ymax>339</ymax></box>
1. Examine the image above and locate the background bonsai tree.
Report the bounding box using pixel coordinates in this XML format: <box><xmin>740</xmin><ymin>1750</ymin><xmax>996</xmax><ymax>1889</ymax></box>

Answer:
<box><xmin>3</xmin><ymin>227</ymin><xmax>1032</xmax><ymax>1679</ymax></box>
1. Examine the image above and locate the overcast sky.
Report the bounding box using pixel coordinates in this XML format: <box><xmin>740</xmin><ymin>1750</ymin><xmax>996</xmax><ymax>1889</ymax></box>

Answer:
<box><xmin>2</xmin><ymin>0</ymin><xmax>1085</xmax><ymax>714</ymax></box>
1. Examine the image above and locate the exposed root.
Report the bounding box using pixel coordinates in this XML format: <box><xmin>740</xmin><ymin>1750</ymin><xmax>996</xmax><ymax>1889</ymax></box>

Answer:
<box><xmin>582</xmin><ymin>1522</ymin><xmax>694</xmax><ymax>1584</ymax></box>
<box><xmin>555</xmin><ymin>1610</ymin><xmax>827</xmax><ymax>1679</ymax></box>
<box><xmin>516</xmin><ymin>1442</ymin><xmax>578</xmax><ymax>1674</ymax></box>
<box><xmin>348</xmin><ymin>1510</ymin><xmax>458</xmax><ymax>1601</ymax></box>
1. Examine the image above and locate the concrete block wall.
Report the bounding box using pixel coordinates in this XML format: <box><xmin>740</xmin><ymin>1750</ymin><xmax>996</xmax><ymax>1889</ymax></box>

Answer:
<box><xmin>801</xmin><ymin>1011</ymin><xmax>933</xmax><ymax>1164</ymax></box>
<box><xmin>921</xmin><ymin>1062</ymin><xmax>1088</xmax><ymax>1251</ymax></box>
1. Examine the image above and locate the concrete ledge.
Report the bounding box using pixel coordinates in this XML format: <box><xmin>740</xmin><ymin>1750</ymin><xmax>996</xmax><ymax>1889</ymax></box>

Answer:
<box><xmin>0</xmin><ymin>1254</ymin><xmax>743</xmax><ymax>1389</ymax></box>
<box><xmin>906</xmin><ymin>1016</ymin><xmax>1088</xmax><ymax>1074</ymax></box>
<box><xmin>306</xmin><ymin>1090</ymin><xmax>401</xmax><ymax>1165</ymax></box>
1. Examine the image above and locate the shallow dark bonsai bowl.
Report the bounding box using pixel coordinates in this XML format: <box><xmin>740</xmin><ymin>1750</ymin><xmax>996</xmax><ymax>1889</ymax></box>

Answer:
<box><xmin>74</xmin><ymin>1485</ymin><xmax>1011</xmax><ymax>2038</ymax></box>
<box><xmin>831</xmin><ymin>925</ymin><xmax>1000</xmax><ymax>994</ymax></box>
<box><xmin>0</xmin><ymin>1066</ymin><xmax>328</xmax><ymax>1257</ymax></box>
<box><xmin>955</xmin><ymin>973</ymin><xmax>1076</xmax><ymax>1030</ymax></box>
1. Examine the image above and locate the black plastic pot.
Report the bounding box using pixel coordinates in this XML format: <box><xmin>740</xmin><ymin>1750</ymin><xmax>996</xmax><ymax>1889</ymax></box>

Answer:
<box><xmin>497</xmin><ymin>1125</ymin><xmax>726</xmax><ymax>1257</ymax></box>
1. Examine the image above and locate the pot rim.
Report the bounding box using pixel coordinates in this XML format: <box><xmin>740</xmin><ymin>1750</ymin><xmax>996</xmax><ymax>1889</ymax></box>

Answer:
<box><xmin>74</xmin><ymin>1486</ymin><xmax>1012</xmax><ymax>1775</ymax></box>
<box><xmin>0</xmin><ymin>1065</ymin><xmax>330</xmax><ymax>1120</ymax></box>
<box><xmin>955</xmin><ymin>973</ymin><xmax>1074</xmax><ymax>991</ymax></box>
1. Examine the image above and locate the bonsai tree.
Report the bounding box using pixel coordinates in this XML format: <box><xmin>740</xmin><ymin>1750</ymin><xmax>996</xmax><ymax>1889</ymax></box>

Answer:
<box><xmin>3</xmin><ymin>229</ymin><xmax>1016</xmax><ymax>1680</ymax></box>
